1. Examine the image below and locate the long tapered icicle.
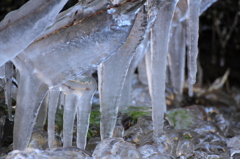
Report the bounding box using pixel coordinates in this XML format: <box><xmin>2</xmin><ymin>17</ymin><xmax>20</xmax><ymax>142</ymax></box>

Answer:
<box><xmin>149</xmin><ymin>0</ymin><xmax>178</xmax><ymax>137</ymax></box>
<box><xmin>62</xmin><ymin>91</ymin><xmax>77</xmax><ymax>147</ymax></box>
<box><xmin>98</xmin><ymin>7</ymin><xmax>147</xmax><ymax>139</ymax></box>
<box><xmin>75</xmin><ymin>76</ymin><xmax>97</xmax><ymax>149</ymax></box>
<box><xmin>4</xmin><ymin>61</ymin><xmax>13</xmax><ymax>121</ymax></box>
<box><xmin>34</xmin><ymin>93</ymin><xmax>49</xmax><ymax>130</ymax></box>
<box><xmin>187</xmin><ymin>0</ymin><xmax>201</xmax><ymax>96</ymax></box>
<box><xmin>47</xmin><ymin>87</ymin><xmax>61</xmax><ymax>148</ymax></box>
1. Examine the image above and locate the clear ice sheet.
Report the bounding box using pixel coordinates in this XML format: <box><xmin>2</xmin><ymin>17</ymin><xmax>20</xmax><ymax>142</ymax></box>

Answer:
<box><xmin>98</xmin><ymin>6</ymin><xmax>147</xmax><ymax>139</ymax></box>
<box><xmin>0</xmin><ymin>0</ymin><xmax>68</xmax><ymax>67</ymax></box>
<box><xmin>148</xmin><ymin>0</ymin><xmax>178</xmax><ymax>137</ymax></box>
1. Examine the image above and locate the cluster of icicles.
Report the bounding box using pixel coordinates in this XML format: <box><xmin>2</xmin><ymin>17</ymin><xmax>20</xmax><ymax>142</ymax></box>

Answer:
<box><xmin>0</xmin><ymin>0</ymin><xmax>217</xmax><ymax>151</ymax></box>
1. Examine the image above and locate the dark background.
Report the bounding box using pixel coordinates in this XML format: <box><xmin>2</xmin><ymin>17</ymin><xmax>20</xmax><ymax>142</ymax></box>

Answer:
<box><xmin>1</xmin><ymin>0</ymin><xmax>240</xmax><ymax>87</ymax></box>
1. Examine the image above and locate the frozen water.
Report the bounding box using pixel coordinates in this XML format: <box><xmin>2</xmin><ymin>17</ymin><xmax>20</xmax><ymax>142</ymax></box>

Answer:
<box><xmin>200</xmin><ymin>0</ymin><xmax>218</xmax><ymax>14</ymax></box>
<box><xmin>4</xmin><ymin>62</ymin><xmax>13</xmax><ymax>121</ymax></box>
<box><xmin>74</xmin><ymin>76</ymin><xmax>97</xmax><ymax>149</ymax></box>
<box><xmin>98</xmin><ymin>7</ymin><xmax>147</xmax><ymax>140</ymax></box>
<box><xmin>92</xmin><ymin>138</ymin><xmax>141</xmax><ymax>159</ymax></box>
<box><xmin>11</xmin><ymin>0</ymin><xmax>145</xmax><ymax>150</ymax></box>
<box><xmin>186</xmin><ymin>0</ymin><xmax>201</xmax><ymax>96</ymax></box>
<box><xmin>148</xmin><ymin>0</ymin><xmax>178</xmax><ymax>137</ymax></box>
<box><xmin>168</xmin><ymin>21</ymin><xmax>186</xmax><ymax>95</ymax></box>
<box><xmin>5</xmin><ymin>147</ymin><xmax>92</xmax><ymax>159</ymax></box>
<box><xmin>0</xmin><ymin>0</ymin><xmax>68</xmax><ymax>67</ymax></box>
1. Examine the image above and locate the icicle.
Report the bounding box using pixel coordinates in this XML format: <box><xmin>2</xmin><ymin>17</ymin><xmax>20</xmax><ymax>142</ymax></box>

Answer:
<box><xmin>12</xmin><ymin>56</ymin><xmax>49</xmax><ymax>150</ymax></box>
<box><xmin>62</xmin><ymin>88</ymin><xmax>77</xmax><ymax>148</ymax></box>
<box><xmin>75</xmin><ymin>76</ymin><xmax>97</xmax><ymax>149</ymax></box>
<box><xmin>168</xmin><ymin>21</ymin><xmax>186</xmax><ymax>95</ymax></box>
<box><xmin>0</xmin><ymin>0</ymin><xmax>68</xmax><ymax>67</ymax></box>
<box><xmin>98</xmin><ymin>7</ymin><xmax>147</xmax><ymax>139</ymax></box>
<box><xmin>148</xmin><ymin>0</ymin><xmax>178</xmax><ymax>137</ymax></box>
<box><xmin>47</xmin><ymin>87</ymin><xmax>61</xmax><ymax>148</ymax></box>
<box><xmin>118</xmin><ymin>33</ymin><xmax>150</xmax><ymax>110</ymax></box>
<box><xmin>10</xmin><ymin>0</ymin><xmax>145</xmax><ymax>150</ymax></box>
<box><xmin>34</xmin><ymin>93</ymin><xmax>49</xmax><ymax>130</ymax></box>
<box><xmin>4</xmin><ymin>61</ymin><xmax>13</xmax><ymax>121</ymax></box>
<box><xmin>187</xmin><ymin>0</ymin><xmax>201</xmax><ymax>96</ymax></box>
<box><xmin>61</xmin><ymin>77</ymin><xmax>96</xmax><ymax>148</ymax></box>
<box><xmin>138</xmin><ymin>58</ymin><xmax>148</xmax><ymax>85</ymax></box>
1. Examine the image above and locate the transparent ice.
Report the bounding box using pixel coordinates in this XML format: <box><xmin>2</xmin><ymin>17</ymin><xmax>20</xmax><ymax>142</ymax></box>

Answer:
<box><xmin>0</xmin><ymin>0</ymin><xmax>69</xmax><ymax>67</ymax></box>
<box><xmin>0</xmin><ymin>0</ymin><xmax>220</xmax><ymax>155</ymax></box>
<box><xmin>148</xmin><ymin>0</ymin><xmax>178</xmax><ymax>137</ymax></box>
<box><xmin>98</xmin><ymin>7</ymin><xmax>147</xmax><ymax>139</ymax></box>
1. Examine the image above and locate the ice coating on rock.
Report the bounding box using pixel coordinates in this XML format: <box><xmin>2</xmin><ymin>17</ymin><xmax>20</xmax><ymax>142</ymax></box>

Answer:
<box><xmin>41</xmin><ymin>0</ymin><xmax>111</xmax><ymax>38</ymax></box>
<box><xmin>98</xmin><ymin>7</ymin><xmax>147</xmax><ymax>139</ymax></box>
<box><xmin>186</xmin><ymin>0</ymin><xmax>201</xmax><ymax>96</ymax></box>
<box><xmin>0</xmin><ymin>0</ymin><xmax>68</xmax><ymax>67</ymax></box>
<box><xmin>92</xmin><ymin>138</ymin><xmax>141</xmax><ymax>159</ymax></box>
<box><xmin>4</xmin><ymin>61</ymin><xmax>13</xmax><ymax>121</ymax></box>
<box><xmin>148</xmin><ymin>0</ymin><xmax>178</xmax><ymax>137</ymax></box>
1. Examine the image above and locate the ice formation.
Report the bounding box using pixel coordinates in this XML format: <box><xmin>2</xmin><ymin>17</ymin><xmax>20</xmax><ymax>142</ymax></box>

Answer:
<box><xmin>147</xmin><ymin>0</ymin><xmax>179</xmax><ymax>137</ymax></box>
<box><xmin>0</xmin><ymin>0</ymin><xmax>69</xmax><ymax>67</ymax></box>
<box><xmin>0</xmin><ymin>0</ymin><xmax>219</xmax><ymax>152</ymax></box>
<box><xmin>98</xmin><ymin>7</ymin><xmax>147</xmax><ymax>139</ymax></box>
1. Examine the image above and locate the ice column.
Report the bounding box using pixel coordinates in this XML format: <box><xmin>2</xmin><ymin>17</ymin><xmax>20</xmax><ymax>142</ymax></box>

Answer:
<box><xmin>186</xmin><ymin>0</ymin><xmax>201</xmax><ymax>96</ymax></box>
<box><xmin>148</xmin><ymin>0</ymin><xmax>178</xmax><ymax>137</ymax></box>
<box><xmin>4</xmin><ymin>61</ymin><xmax>13</xmax><ymax>121</ymax></box>
<box><xmin>98</xmin><ymin>7</ymin><xmax>147</xmax><ymax>139</ymax></box>
<box><xmin>0</xmin><ymin>0</ymin><xmax>68</xmax><ymax>67</ymax></box>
